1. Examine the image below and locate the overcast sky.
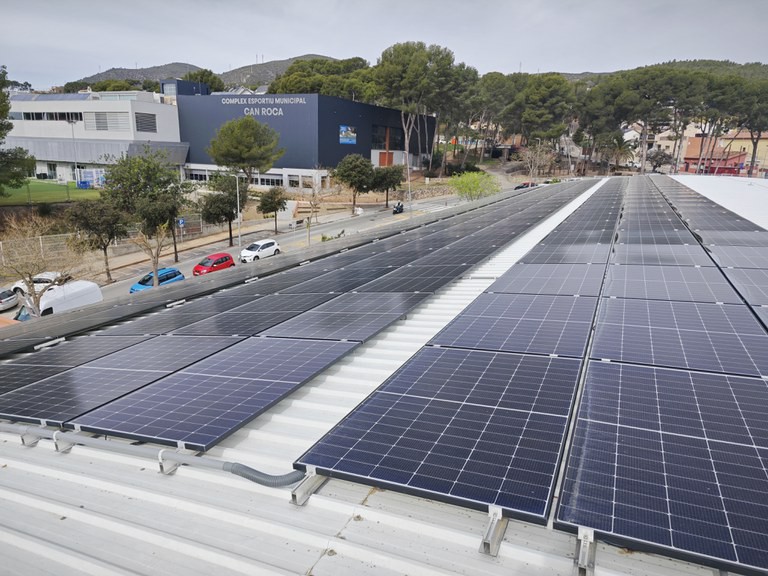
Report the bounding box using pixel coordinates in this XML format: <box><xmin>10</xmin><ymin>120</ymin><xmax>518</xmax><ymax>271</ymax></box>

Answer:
<box><xmin>4</xmin><ymin>0</ymin><xmax>768</xmax><ymax>90</ymax></box>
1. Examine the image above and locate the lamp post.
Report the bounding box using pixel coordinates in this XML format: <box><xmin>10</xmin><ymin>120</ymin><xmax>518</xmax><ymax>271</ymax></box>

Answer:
<box><xmin>67</xmin><ymin>119</ymin><xmax>78</xmax><ymax>201</ymax></box>
<box><xmin>234</xmin><ymin>173</ymin><xmax>242</xmax><ymax>249</ymax></box>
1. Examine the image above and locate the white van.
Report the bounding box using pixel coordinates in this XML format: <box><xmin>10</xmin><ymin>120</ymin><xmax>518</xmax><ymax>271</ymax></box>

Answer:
<box><xmin>14</xmin><ymin>280</ymin><xmax>103</xmax><ymax>321</ymax></box>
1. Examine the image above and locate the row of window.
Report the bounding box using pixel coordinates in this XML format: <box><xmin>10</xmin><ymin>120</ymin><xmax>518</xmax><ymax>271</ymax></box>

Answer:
<box><xmin>13</xmin><ymin>111</ymin><xmax>157</xmax><ymax>133</ymax></box>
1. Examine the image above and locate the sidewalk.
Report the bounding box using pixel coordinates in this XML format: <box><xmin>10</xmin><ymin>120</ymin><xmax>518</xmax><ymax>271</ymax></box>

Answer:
<box><xmin>95</xmin><ymin>205</ymin><xmax>379</xmax><ymax>285</ymax></box>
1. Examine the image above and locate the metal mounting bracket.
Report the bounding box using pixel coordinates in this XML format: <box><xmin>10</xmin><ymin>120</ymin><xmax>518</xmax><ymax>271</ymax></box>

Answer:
<box><xmin>52</xmin><ymin>431</ymin><xmax>74</xmax><ymax>454</ymax></box>
<box><xmin>20</xmin><ymin>431</ymin><xmax>40</xmax><ymax>447</ymax></box>
<box><xmin>576</xmin><ymin>526</ymin><xmax>596</xmax><ymax>575</ymax></box>
<box><xmin>291</xmin><ymin>467</ymin><xmax>327</xmax><ymax>506</ymax></box>
<box><xmin>158</xmin><ymin>450</ymin><xmax>181</xmax><ymax>475</ymax></box>
<box><xmin>479</xmin><ymin>505</ymin><xmax>508</xmax><ymax>556</ymax></box>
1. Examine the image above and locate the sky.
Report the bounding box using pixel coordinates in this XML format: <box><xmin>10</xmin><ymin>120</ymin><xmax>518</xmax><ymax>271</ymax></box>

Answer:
<box><xmin>4</xmin><ymin>0</ymin><xmax>768</xmax><ymax>91</ymax></box>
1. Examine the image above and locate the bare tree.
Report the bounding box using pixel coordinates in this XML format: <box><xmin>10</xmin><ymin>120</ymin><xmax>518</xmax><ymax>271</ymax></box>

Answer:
<box><xmin>130</xmin><ymin>223</ymin><xmax>171</xmax><ymax>287</ymax></box>
<box><xmin>0</xmin><ymin>213</ymin><xmax>85</xmax><ymax>315</ymax></box>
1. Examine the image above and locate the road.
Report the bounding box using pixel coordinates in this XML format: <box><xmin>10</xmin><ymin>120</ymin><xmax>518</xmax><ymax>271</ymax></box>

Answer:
<box><xmin>3</xmin><ymin>195</ymin><xmax>464</xmax><ymax>320</ymax></box>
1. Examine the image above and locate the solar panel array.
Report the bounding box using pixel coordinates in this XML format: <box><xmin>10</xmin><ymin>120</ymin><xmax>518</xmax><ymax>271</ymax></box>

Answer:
<box><xmin>0</xmin><ymin>180</ymin><xmax>596</xmax><ymax>452</ymax></box>
<box><xmin>557</xmin><ymin>176</ymin><xmax>768</xmax><ymax>573</ymax></box>
<box><xmin>297</xmin><ymin>179</ymin><xmax>626</xmax><ymax>522</ymax></box>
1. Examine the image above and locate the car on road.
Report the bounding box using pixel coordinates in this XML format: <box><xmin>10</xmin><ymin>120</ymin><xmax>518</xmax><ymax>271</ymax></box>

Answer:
<box><xmin>130</xmin><ymin>268</ymin><xmax>185</xmax><ymax>293</ymax></box>
<box><xmin>514</xmin><ymin>181</ymin><xmax>538</xmax><ymax>190</ymax></box>
<box><xmin>0</xmin><ymin>289</ymin><xmax>19</xmax><ymax>311</ymax></box>
<box><xmin>11</xmin><ymin>271</ymin><xmax>71</xmax><ymax>296</ymax></box>
<box><xmin>239</xmin><ymin>239</ymin><xmax>280</xmax><ymax>263</ymax></box>
<box><xmin>193</xmin><ymin>252</ymin><xmax>235</xmax><ymax>276</ymax></box>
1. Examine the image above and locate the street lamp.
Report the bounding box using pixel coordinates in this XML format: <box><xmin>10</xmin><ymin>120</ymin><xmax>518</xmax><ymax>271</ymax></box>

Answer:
<box><xmin>67</xmin><ymin>119</ymin><xmax>78</xmax><ymax>201</ymax></box>
<box><xmin>231</xmin><ymin>173</ymin><xmax>242</xmax><ymax>248</ymax></box>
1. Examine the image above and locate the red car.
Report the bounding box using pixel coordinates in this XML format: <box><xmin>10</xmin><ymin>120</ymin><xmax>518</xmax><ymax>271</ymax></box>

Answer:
<box><xmin>192</xmin><ymin>252</ymin><xmax>235</xmax><ymax>276</ymax></box>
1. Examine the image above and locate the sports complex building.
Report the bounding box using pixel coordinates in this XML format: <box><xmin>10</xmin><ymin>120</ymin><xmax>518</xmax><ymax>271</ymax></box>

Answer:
<box><xmin>4</xmin><ymin>82</ymin><xmax>434</xmax><ymax>190</ymax></box>
<box><xmin>1</xmin><ymin>173</ymin><xmax>767</xmax><ymax>576</ymax></box>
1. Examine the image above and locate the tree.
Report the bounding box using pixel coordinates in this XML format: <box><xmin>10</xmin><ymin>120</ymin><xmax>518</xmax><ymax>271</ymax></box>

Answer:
<box><xmin>449</xmin><ymin>171</ymin><xmax>500</xmax><ymax>201</ymax></box>
<box><xmin>372</xmin><ymin>165</ymin><xmax>404</xmax><ymax>207</ymax></box>
<box><xmin>207</xmin><ymin>116</ymin><xmax>285</xmax><ymax>188</ymax></box>
<box><xmin>606</xmin><ymin>133</ymin><xmax>636</xmax><ymax>170</ymax></box>
<box><xmin>0</xmin><ymin>213</ymin><xmax>84</xmax><ymax>316</ymax></box>
<box><xmin>200</xmin><ymin>172</ymin><xmax>248</xmax><ymax>246</ymax></box>
<box><xmin>101</xmin><ymin>148</ymin><xmax>191</xmax><ymax>285</ymax></box>
<box><xmin>333</xmin><ymin>154</ymin><xmax>374</xmax><ymax>214</ymax></box>
<box><xmin>183</xmin><ymin>69</ymin><xmax>225</xmax><ymax>93</ymax></box>
<box><xmin>259</xmin><ymin>186</ymin><xmax>288</xmax><ymax>235</ymax></box>
<box><xmin>738</xmin><ymin>78</ymin><xmax>768</xmax><ymax>177</ymax></box>
<box><xmin>0</xmin><ymin>65</ymin><xmax>36</xmax><ymax>197</ymax></box>
<box><xmin>646</xmin><ymin>148</ymin><xmax>674</xmax><ymax>172</ymax></box>
<box><xmin>91</xmin><ymin>79</ymin><xmax>137</xmax><ymax>92</ymax></box>
<box><xmin>66</xmin><ymin>198</ymin><xmax>129</xmax><ymax>283</ymax></box>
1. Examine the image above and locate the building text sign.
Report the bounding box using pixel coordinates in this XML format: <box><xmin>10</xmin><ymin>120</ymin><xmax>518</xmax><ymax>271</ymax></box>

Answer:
<box><xmin>220</xmin><ymin>96</ymin><xmax>308</xmax><ymax>117</ymax></box>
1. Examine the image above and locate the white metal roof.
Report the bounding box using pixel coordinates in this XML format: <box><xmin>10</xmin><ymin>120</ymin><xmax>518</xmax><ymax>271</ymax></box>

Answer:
<box><xmin>0</xmin><ymin>177</ymin><xmax>746</xmax><ymax>576</ymax></box>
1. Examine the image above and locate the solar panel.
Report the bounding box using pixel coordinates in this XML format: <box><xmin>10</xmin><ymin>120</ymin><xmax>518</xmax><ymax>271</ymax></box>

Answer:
<box><xmin>430</xmin><ymin>294</ymin><xmax>597</xmax><ymax>358</ymax></box>
<box><xmin>170</xmin><ymin>311</ymin><xmax>301</xmax><ymax>336</ymax></box>
<box><xmin>260</xmin><ymin>310</ymin><xmax>406</xmax><ymax>342</ymax></box>
<box><xmin>281</xmin><ymin>267</ymin><xmax>396</xmax><ymax>294</ymax></box>
<box><xmin>558</xmin><ymin>361</ymin><xmax>768</xmax><ymax>573</ymax></box>
<box><xmin>359</xmin><ymin>264</ymin><xmax>473</xmax><ymax>293</ymax></box>
<box><xmin>296</xmin><ymin>347</ymin><xmax>582</xmax><ymax>521</ymax></box>
<box><xmin>85</xmin><ymin>335</ymin><xmax>243</xmax><ymax>371</ymax></box>
<box><xmin>69</xmin><ymin>338</ymin><xmax>358</xmax><ymax>450</ymax></box>
<box><xmin>299</xmin><ymin>292</ymin><xmax>430</xmax><ymax>314</ymax></box>
<box><xmin>4</xmin><ymin>335</ymin><xmax>153</xmax><ymax>366</ymax></box>
<box><xmin>696</xmin><ymin>230</ymin><xmax>768</xmax><ymax>247</ymax></box>
<box><xmin>611</xmin><ymin>244</ymin><xmax>715</xmax><ymax>267</ymax></box>
<box><xmin>521</xmin><ymin>243</ymin><xmax>612</xmax><ymax>265</ymax></box>
<box><xmin>0</xmin><ymin>364</ymin><xmax>71</xmax><ymax>396</ymax></box>
<box><xmin>603</xmin><ymin>264</ymin><xmax>741</xmax><ymax>303</ymax></box>
<box><xmin>488</xmin><ymin>263</ymin><xmax>606</xmax><ymax>296</ymax></box>
<box><xmin>591</xmin><ymin>299</ymin><xmax>768</xmax><ymax>377</ymax></box>
<box><xmin>0</xmin><ymin>366</ymin><xmax>168</xmax><ymax>425</ymax></box>
<box><xmin>719</xmin><ymin>268</ymin><xmax>768</xmax><ymax>305</ymax></box>
<box><xmin>753</xmin><ymin>306</ymin><xmax>768</xmax><ymax>326</ymax></box>
<box><xmin>710</xmin><ymin>246</ymin><xmax>768</xmax><ymax>269</ymax></box>
<box><xmin>100</xmin><ymin>313</ymin><xmax>213</xmax><ymax>335</ymax></box>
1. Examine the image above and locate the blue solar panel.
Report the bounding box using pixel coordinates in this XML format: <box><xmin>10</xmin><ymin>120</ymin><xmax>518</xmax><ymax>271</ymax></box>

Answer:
<box><xmin>710</xmin><ymin>246</ymin><xmax>768</xmax><ymax>269</ymax></box>
<box><xmin>723</xmin><ymin>268</ymin><xmax>768</xmax><ymax>305</ymax></box>
<box><xmin>558</xmin><ymin>361</ymin><xmax>768</xmax><ymax>573</ymax></box>
<box><xmin>0</xmin><ymin>365</ymin><xmax>71</xmax><ymax>396</ymax></box>
<box><xmin>591</xmin><ymin>299</ymin><xmax>768</xmax><ymax>376</ymax></box>
<box><xmin>297</xmin><ymin>347</ymin><xmax>582</xmax><ymax>521</ymax></box>
<box><xmin>0</xmin><ymin>367</ymin><xmax>169</xmax><ymax>425</ymax></box>
<box><xmin>611</xmin><ymin>244</ymin><xmax>715</xmax><ymax>267</ymax></box>
<box><xmin>69</xmin><ymin>338</ymin><xmax>358</xmax><ymax>450</ymax></box>
<box><xmin>603</xmin><ymin>264</ymin><xmax>741</xmax><ymax>303</ymax></box>
<box><xmin>487</xmin><ymin>263</ymin><xmax>606</xmax><ymax>296</ymax></box>
<box><xmin>521</xmin><ymin>243</ymin><xmax>612</xmax><ymax>265</ymax></box>
<box><xmin>430</xmin><ymin>294</ymin><xmax>597</xmax><ymax>358</ymax></box>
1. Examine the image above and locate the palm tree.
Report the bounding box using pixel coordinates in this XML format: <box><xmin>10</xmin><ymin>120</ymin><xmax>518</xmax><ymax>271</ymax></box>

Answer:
<box><xmin>606</xmin><ymin>134</ymin><xmax>636</xmax><ymax>171</ymax></box>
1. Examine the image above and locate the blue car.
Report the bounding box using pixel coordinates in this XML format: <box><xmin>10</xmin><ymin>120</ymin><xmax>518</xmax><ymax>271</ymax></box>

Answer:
<box><xmin>130</xmin><ymin>268</ymin><xmax>185</xmax><ymax>293</ymax></box>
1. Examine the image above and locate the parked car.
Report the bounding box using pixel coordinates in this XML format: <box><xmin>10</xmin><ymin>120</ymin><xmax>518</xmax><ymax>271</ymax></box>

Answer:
<box><xmin>239</xmin><ymin>239</ymin><xmax>281</xmax><ymax>263</ymax></box>
<box><xmin>129</xmin><ymin>268</ymin><xmax>185</xmax><ymax>294</ymax></box>
<box><xmin>0</xmin><ymin>289</ymin><xmax>19</xmax><ymax>311</ymax></box>
<box><xmin>193</xmin><ymin>252</ymin><xmax>235</xmax><ymax>276</ymax></box>
<box><xmin>11</xmin><ymin>271</ymin><xmax>72</xmax><ymax>296</ymax></box>
<box><xmin>514</xmin><ymin>181</ymin><xmax>538</xmax><ymax>190</ymax></box>
<box><xmin>14</xmin><ymin>280</ymin><xmax>103</xmax><ymax>321</ymax></box>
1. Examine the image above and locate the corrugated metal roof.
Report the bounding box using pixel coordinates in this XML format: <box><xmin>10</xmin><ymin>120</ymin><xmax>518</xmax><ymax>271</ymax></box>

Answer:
<box><xmin>0</xmin><ymin>177</ymin><xmax>745</xmax><ymax>576</ymax></box>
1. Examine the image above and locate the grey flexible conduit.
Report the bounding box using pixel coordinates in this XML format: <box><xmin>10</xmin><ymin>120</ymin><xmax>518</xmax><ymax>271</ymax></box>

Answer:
<box><xmin>0</xmin><ymin>422</ymin><xmax>306</xmax><ymax>487</ymax></box>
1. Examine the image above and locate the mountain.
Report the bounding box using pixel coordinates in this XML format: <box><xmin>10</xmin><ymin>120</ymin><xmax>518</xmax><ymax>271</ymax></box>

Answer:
<box><xmin>77</xmin><ymin>54</ymin><xmax>335</xmax><ymax>88</ymax></box>
<box><xmin>220</xmin><ymin>54</ymin><xmax>335</xmax><ymax>87</ymax></box>
<box><xmin>80</xmin><ymin>62</ymin><xmax>202</xmax><ymax>84</ymax></box>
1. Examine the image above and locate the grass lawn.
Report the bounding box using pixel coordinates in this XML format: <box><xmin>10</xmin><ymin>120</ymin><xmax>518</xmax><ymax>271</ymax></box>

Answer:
<box><xmin>0</xmin><ymin>179</ymin><xmax>101</xmax><ymax>206</ymax></box>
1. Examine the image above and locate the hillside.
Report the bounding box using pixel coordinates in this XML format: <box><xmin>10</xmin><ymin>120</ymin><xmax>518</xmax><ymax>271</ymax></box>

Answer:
<box><xmin>80</xmin><ymin>62</ymin><xmax>201</xmax><ymax>84</ymax></box>
<box><xmin>76</xmin><ymin>54</ymin><xmax>334</xmax><ymax>88</ymax></box>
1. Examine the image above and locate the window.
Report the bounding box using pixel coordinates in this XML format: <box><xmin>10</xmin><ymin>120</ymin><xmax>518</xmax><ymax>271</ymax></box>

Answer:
<box><xmin>372</xmin><ymin>124</ymin><xmax>404</xmax><ymax>150</ymax></box>
<box><xmin>163</xmin><ymin>83</ymin><xmax>177</xmax><ymax>96</ymax></box>
<box><xmin>135</xmin><ymin>112</ymin><xmax>157</xmax><ymax>133</ymax></box>
<box><xmin>261</xmin><ymin>177</ymin><xmax>281</xmax><ymax>187</ymax></box>
<box><xmin>84</xmin><ymin>111</ymin><xmax>130</xmax><ymax>131</ymax></box>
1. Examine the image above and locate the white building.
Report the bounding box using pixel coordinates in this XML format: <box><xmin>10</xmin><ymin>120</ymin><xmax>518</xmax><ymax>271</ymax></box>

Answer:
<box><xmin>5</xmin><ymin>91</ymin><xmax>188</xmax><ymax>184</ymax></box>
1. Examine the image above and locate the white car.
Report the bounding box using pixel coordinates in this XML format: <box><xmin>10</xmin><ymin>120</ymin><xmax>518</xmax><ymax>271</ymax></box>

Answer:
<box><xmin>11</xmin><ymin>271</ymin><xmax>71</xmax><ymax>296</ymax></box>
<box><xmin>239</xmin><ymin>239</ymin><xmax>280</xmax><ymax>263</ymax></box>
<box><xmin>0</xmin><ymin>289</ymin><xmax>19</xmax><ymax>311</ymax></box>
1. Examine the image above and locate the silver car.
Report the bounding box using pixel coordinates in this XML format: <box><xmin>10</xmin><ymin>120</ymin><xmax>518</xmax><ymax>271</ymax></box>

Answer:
<box><xmin>0</xmin><ymin>289</ymin><xmax>19</xmax><ymax>311</ymax></box>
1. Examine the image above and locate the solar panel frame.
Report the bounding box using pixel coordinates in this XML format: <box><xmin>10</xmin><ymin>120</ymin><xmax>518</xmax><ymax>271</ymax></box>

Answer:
<box><xmin>557</xmin><ymin>360</ymin><xmax>768</xmax><ymax>573</ymax></box>
<box><xmin>296</xmin><ymin>347</ymin><xmax>583</xmax><ymax>522</ymax></box>
<box><xmin>68</xmin><ymin>338</ymin><xmax>359</xmax><ymax>450</ymax></box>
<box><xmin>603</xmin><ymin>264</ymin><xmax>741</xmax><ymax>303</ymax></box>
<box><xmin>487</xmin><ymin>263</ymin><xmax>606</xmax><ymax>296</ymax></box>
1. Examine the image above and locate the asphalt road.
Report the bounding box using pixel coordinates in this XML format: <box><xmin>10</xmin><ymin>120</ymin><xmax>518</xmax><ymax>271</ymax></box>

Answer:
<box><xmin>2</xmin><ymin>195</ymin><xmax>463</xmax><ymax>320</ymax></box>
